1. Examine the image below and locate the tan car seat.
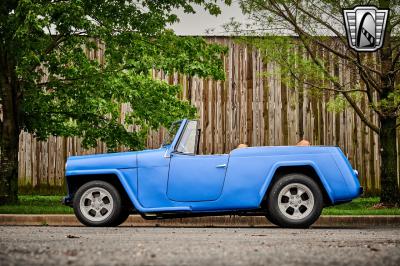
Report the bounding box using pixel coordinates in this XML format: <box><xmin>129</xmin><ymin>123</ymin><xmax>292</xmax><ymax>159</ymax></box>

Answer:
<box><xmin>296</xmin><ymin>140</ymin><xmax>311</xmax><ymax>146</ymax></box>
<box><xmin>237</xmin><ymin>144</ymin><xmax>248</xmax><ymax>149</ymax></box>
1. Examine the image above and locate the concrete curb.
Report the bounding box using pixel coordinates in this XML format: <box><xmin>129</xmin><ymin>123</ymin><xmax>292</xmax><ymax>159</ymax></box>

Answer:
<box><xmin>0</xmin><ymin>214</ymin><xmax>399</xmax><ymax>227</ymax></box>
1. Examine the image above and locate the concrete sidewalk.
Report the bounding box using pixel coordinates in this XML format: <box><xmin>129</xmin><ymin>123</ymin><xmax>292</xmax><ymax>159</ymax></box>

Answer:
<box><xmin>0</xmin><ymin>214</ymin><xmax>399</xmax><ymax>227</ymax></box>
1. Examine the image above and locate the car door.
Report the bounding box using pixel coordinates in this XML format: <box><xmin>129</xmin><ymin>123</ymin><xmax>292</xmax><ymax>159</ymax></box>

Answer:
<box><xmin>167</xmin><ymin>120</ymin><xmax>229</xmax><ymax>202</ymax></box>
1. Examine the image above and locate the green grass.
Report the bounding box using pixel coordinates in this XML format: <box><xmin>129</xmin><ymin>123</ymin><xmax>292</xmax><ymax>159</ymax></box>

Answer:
<box><xmin>322</xmin><ymin>197</ymin><xmax>400</xmax><ymax>215</ymax></box>
<box><xmin>0</xmin><ymin>196</ymin><xmax>399</xmax><ymax>215</ymax></box>
<box><xmin>0</xmin><ymin>195</ymin><xmax>73</xmax><ymax>214</ymax></box>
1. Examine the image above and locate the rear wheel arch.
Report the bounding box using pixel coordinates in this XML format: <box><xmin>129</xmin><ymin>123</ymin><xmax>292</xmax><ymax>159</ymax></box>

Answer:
<box><xmin>261</xmin><ymin>165</ymin><xmax>332</xmax><ymax>208</ymax></box>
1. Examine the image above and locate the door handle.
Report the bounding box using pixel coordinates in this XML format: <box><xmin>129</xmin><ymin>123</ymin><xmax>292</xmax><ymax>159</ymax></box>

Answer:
<box><xmin>216</xmin><ymin>164</ymin><xmax>227</xmax><ymax>168</ymax></box>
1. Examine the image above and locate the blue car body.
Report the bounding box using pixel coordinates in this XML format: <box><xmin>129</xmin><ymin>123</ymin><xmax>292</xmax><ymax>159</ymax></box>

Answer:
<box><xmin>64</xmin><ymin>119</ymin><xmax>362</xmax><ymax>215</ymax></box>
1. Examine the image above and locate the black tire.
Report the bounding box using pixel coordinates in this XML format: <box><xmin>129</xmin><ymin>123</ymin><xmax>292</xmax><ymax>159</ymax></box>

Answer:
<box><xmin>265</xmin><ymin>210</ymin><xmax>278</xmax><ymax>226</ymax></box>
<box><xmin>110</xmin><ymin>207</ymin><xmax>131</xmax><ymax>226</ymax></box>
<box><xmin>266</xmin><ymin>173</ymin><xmax>323</xmax><ymax>228</ymax></box>
<box><xmin>73</xmin><ymin>180</ymin><xmax>124</xmax><ymax>227</ymax></box>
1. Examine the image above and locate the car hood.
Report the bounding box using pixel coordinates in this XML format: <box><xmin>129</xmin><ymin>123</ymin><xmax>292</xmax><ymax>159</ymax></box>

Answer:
<box><xmin>66</xmin><ymin>148</ymin><xmax>165</xmax><ymax>172</ymax></box>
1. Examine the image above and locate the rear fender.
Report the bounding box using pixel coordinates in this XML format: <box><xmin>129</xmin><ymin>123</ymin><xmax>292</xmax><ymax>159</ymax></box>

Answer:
<box><xmin>259</xmin><ymin>161</ymin><xmax>334</xmax><ymax>204</ymax></box>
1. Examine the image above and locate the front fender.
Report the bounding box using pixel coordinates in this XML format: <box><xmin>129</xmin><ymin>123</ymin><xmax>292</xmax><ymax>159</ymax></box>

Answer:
<box><xmin>66</xmin><ymin>169</ymin><xmax>191</xmax><ymax>213</ymax></box>
<box><xmin>66</xmin><ymin>169</ymin><xmax>143</xmax><ymax>209</ymax></box>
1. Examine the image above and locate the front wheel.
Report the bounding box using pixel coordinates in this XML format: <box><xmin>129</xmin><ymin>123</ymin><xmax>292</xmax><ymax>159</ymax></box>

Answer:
<box><xmin>266</xmin><ymin>173</ymin><xmax>323</xmax><ymax>228</ymax></box>
<box><xmin>73</xmin><ymin>180</ymin><xmax>126</xmax><ymax>227</ymax></box>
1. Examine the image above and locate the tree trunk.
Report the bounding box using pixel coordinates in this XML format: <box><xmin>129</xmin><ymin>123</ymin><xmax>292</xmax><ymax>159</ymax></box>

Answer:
<box><xmin>379</xmin><ymin>117</ymin><xmax>400</xmax><ymax>205</ymax></box>
<box><xmin>0</xmin><ymin>54</ymin><xmax>19</xmax><ymax>205</ymax></box>
<box><xmin>378</xmin><ymin>0</ymin><xmax>399</xmax><ymax>205</ymax></box>
<box><xmin>0</xmin><ymin>131</ymin><xmax>19</xmax><ymax>205</ymax></box>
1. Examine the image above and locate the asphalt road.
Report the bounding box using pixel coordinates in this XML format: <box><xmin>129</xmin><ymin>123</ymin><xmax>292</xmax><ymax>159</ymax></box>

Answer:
<box><xmin>0</xmin><ymin>226</ymin><xmax>399</xmax><ymax>266</ymax></box>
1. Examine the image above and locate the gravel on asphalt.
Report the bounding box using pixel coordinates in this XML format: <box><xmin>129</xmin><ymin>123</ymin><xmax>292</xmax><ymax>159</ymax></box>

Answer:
<box><xmin>0</xmin><ymin>226</ymin><xmax>399</xmax><ymax>266</ymax></box>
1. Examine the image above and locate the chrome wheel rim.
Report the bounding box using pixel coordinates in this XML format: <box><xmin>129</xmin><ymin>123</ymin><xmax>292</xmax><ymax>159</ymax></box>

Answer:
<box><xmin>277</xmin><ymin>183</ymin><xmax>314</xmax><ymax>220</ymax></box>
<box><xmin>79</xmin><ymin>187</ymin><xmax>114</xmax><ymax>222</ymax></box>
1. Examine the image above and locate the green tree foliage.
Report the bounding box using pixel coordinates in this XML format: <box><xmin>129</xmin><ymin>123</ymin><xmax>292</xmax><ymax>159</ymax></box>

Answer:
<box><xmin>230</xmin><ymin>0</ymin><xmax>400</xmax><ymax>204</ymax></box>
<box><xmin>0</xmin><ymin>0</ymin><xmax>230</xmax><ymax>204</ymax></box>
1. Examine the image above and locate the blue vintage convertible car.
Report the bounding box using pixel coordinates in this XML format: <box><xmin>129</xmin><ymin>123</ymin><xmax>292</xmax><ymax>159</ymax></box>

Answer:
<box><xmin>63</xmin><ymin>119</ymin><xmax>362</xmax><ymax>228</ymax></box>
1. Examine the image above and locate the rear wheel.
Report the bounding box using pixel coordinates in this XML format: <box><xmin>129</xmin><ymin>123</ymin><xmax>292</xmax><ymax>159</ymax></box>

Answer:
<box><xmin>264</xmin><ymin>210</ymin><xmax>278</xmax><ymax>226</ymax></box>
<box><xmin>73</xmin><ymin>180</ymin><xmax>126</xmax><ymax>227</ymax></box>
<box><xmin>266</xmin><ymin>173</ymin><xmax>323</xmax><ymax>228</ymax></box>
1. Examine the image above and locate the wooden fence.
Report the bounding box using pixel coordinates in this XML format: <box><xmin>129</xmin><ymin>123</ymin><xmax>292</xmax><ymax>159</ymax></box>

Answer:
<box><xmin>17</xmin><ymin>37</ymin><xmax>398</xmax><ymax>195</ymax></box>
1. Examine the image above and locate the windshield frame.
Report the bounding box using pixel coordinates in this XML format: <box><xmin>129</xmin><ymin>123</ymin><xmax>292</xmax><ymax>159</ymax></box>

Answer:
<box><xmin>162</xmin><ymin>120</ymin><xmax>184</xmax><ymax>147</ymax></box>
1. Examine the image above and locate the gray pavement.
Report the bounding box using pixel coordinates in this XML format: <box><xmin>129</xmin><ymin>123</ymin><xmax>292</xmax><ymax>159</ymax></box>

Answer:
<box><xmin>0</xmin><ymin>226</ymin><xmax>399</xmax><ymax>266</ymax></box>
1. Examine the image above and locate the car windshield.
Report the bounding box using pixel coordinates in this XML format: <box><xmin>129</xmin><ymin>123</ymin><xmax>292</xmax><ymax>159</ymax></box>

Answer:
<box><xmin>175</xmin><ymin>120</ymin><xmax>197</xmax><ymax>154</ymax></box>
<box><xmin>162</xmin><ymin>121</ymin><xmax>182</xmax><ymax>147</ymax></box>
